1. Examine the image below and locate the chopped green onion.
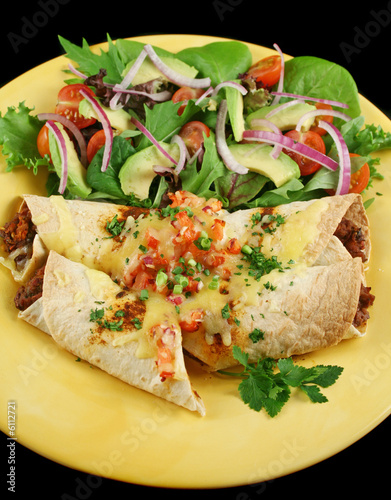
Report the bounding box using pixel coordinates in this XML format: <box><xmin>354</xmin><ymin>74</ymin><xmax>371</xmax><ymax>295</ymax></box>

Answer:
<box><xmin>241</xmin><ymin>244</ymin><xmax>253</xmax><ymax>255</ymax></box>
<box><xmin>156</xmin><ymin>269</ymin><xmax>168</xmax><ymax>287</ymax></box>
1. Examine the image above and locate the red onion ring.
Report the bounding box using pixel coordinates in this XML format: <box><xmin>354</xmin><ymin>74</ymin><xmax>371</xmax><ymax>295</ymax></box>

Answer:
<box><xmin>170</xmin><ymin>134</ymin><xmax>188</xmax><ymax>174</ymax></box>
<box><xmin>295</xmin><ymin>108</ymin><xmax>351</xmax><ymax>132</ymax></box>
<box><xmin>242</xmin><ymin>129</ymin><xmax>339</xmax><ymax>171</ymax></box>
<box><xmin>216</xmin><ymin>100</ymin><xmax>248</xmax><ymax>175</ymax></box>
<box><xmin>265</xmin><ymin>99</ymin><xmax>305</xmax><ymax>119</ymax></box>
<box><xmin>318</xmin><ymin>120</ymin><xmax>351</xmax><ymax>195</ymax></box>
<box><xmin>67</xmin><ymin>63</ymin><xmax>88</xmax><ymax>80</ymax></box>
<box><xmin>143</xmin><ymin>44</ymin><xmax>211</xmax><ymax>89</ymax></box>
<box><xmin>271</xmin><ymin>44</ymin><xmax>285</xmax><ymax>106</ymax></box>
<box><xmin>79</xmin><ymin>89</ymin><xmax>113</xmax><ymax>172</ymax></box>
<box><xmin>249</xmin><ymin>118</ymin><xmax>283</xmax><ymax>159</ymax></box>
<box><xmin>110</xmin><ymin>49</ymin><xmax>148</xmax><ymax>110</ymax></box>
<box><xmin>271</xmin><ymin>92</ymin><xmax>349</xmax><ymax>109</ymax></box>
<box><xmin>45</xmin><ymin>121</ymin><xmax>68</xmax><ymax>194</ymax></box>
<box><xmin>130</xmin><ymin>116</ymin><xmax>178</xmax><ymax>166</ymax></box>
<box><xmin>38</xmin><ymin>112</ymin><xmax>87</xmax><ymax>167</ymax></box>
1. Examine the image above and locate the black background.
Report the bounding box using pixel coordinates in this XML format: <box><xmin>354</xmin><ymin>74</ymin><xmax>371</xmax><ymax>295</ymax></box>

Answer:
<box><xmin>2</xmin><ymin>1</ymin><xmax>390</xmax><ymax>498</ymax></box>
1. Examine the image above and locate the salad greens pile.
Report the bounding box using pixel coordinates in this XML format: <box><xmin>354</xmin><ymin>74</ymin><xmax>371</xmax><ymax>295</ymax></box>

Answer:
<box><xmin>0</xmin><ymin>34</ymin><xmax>390</xmax><ymax>211</ymax></box>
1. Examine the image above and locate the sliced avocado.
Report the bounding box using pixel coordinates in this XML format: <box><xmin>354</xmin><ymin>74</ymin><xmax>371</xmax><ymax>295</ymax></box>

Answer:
<box><xmin>247</xmin><ymin>102</ymin><xmax>316</xmax><ymax>132</ymax></box>
<box><xmin>119</xmin><ymin>142</ymin><xmax>180</xmax><ymax>200</ymax></box>
<box><xmin>226</xmin><ymin>81</ymin><xmax>245</xmax><ymax>142</ymax></box>
<box><xmin>48</xmin><ymin>123</ymin><xmax>92</xmax><ymax>198</ymax></box>
<box><xmin>79</xmin><ymin>99</ymin><xmax>135</xmax><ymax>134</ymax></box>
<box><xmin>122</xmin><ymin>56</ymin><xmax>198</xmax><ymax>86</ymax></box>
<box><xmin>228</xmin><ymin>143</ymin><xmax>300</xmax><ymax>187</ymax></box>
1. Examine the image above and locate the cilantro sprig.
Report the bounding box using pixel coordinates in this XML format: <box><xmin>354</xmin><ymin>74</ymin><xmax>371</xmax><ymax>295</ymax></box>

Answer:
<box><xmin>219</xmin><ymin>346</ymin><xmax>343</xmax><ymax>418</ymax></box>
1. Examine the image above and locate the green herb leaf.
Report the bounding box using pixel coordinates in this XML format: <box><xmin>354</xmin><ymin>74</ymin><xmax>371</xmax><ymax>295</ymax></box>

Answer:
<box><xmin>225</xmin><ymin>346</ymin><xmax>343</xmax><ymax>417</ymax></box>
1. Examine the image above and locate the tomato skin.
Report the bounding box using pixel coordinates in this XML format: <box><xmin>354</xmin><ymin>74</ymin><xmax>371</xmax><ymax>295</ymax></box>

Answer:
<box><xmin>309</xmin><ymin>102</ymin><xmax>334</xmax><ymax>136</ymax></box>
<box><xmin>283</xmin><ymin>129</ymin><xmax>326</xmax><ymax>176</ymax></box>
<box><xmin>349</xmin><ymin>153</ymin><xmax>370</xmax><ymax>193</ymax></box>
<box><xmin>37</xmin><ymin>125</ymin><xmax>51</xmax><ymax>160</ymax></box>
<box><xmin>172</xmin><ymin>87</ymin><xmax>205</xmax><ymax>115</ymax></box>
<box><xmin>86</xmin><ymin>129</ymin><xmax>106</xmax><ymax>163</ymax></box>
<box><xmin>178</xmin><ymin>121</ymin><xmax>211</xmax><ymax>156</ymax></box>
<box><xmin>326</xmin><ymin>153</ymin><xmax>370</xmax><ymax>195</ymax></box>
<box><xmin>246</xmin><ymin>55</ymin><xmax>281</xmax><ymax>88</ymax></box>
<box><xmin>54</xmin><ymin>84</ymin><xmax>97</xmax><ymax>129</ymax></box>
<box><xmin>179</xmin><ymin>309</ymin><xmax>204</xmax><ymax>332</ymax></box>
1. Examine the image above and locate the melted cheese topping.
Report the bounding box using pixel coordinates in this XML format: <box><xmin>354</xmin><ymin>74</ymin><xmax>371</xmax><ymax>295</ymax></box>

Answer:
<box><xmin>33</xmin><ymin>194</ymin><xmax>332</xmax><ymax>355</ymax></box>
<box><xmin>260</xmin><ymin>199</ymin><xmax>329</xmax><ymax>264</ymax></box>
<box><xmin>39</xmin><ymin>196</ymin><xmax>83</xmax><ymax>262</ymax></box>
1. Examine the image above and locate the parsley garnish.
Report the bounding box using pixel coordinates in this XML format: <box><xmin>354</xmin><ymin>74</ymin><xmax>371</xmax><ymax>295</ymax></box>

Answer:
<box><xmin>131</xmin><ymin>318</ymin><xmax>143</xmax><ymax>330</ymax></box>
<box><xmin>249</xmin><ymin>328</ymin><xmax>265</xmax><ymax>343</ymax></box>
<box><xmin>90</xmin><ymin>308</ymin><xmax>105</xmax><ymax>322</ymax></box>
<box><xmin>105</xmin><ymin>214</ymin><xmax>125</xmax><ymax>238</ymax></box>
<box><xmin>241</xmin><ymin>245</ymin><xmax>283</xmax><ymax>282</ymax></box>
<box><xmin>221</xmin><ymin>303</ymin><xmax>231</xmax><ymax>319</ymax></box>
<box><xmin>219</xmin><ymin>346</ymin><xmax>343</xmax><ymax>417</ymax></box>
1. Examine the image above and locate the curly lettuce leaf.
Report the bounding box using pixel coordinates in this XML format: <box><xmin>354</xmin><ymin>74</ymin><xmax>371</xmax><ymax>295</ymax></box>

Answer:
<box><xmin>0</xmin><ymin>102</ymin><xmax>49</xmax><ymax>172</ymax></box>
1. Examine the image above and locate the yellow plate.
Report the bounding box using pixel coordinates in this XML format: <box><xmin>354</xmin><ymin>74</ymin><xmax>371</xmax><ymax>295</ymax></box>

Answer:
<box><xmin>1</xmin><ymin>34</ymin><xmax>390</xmax><ymax>489</ymax></box>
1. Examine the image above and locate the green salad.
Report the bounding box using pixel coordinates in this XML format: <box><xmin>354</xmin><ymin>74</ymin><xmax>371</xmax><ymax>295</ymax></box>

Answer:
<box><xmin>1</xmin><ymin>34</ymin><xmax>390</xmax><ymax>211</ymax></box>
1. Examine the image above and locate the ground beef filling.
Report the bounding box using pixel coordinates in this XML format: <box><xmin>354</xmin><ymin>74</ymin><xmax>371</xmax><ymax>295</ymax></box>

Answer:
<box><xmin>334</xmin><ymin>217</ymin><xmax>366</xmax><ymax>261</ymax></box>
<box><xmin>14</xmin><ymin>265</ymin><xmax>45</xmax><ymax>311</ymax></box>
<box><xmin>0</xmin><ymin>206</ymin><xmax>37</xmax><ymax>270</ymax></box>
<box><xmin>353</xmin><ymin>283</ymin><xmax>375</xmax><ymax>328</ymax></box>
<box><xmin>333</xmin><ymin>217</ymin><xmax>374</xmax><ymax>327</ymax></box>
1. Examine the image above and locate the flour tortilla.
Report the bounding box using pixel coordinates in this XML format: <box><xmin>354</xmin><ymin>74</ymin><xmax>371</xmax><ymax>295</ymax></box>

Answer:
<box><xmin>223</xmin><ymin>193</ymin><xmax>370</xmax><ymax>267</ymax></box>
<box><xmin>9</xmin><ymin>192</ymin><xmax>369</xmax><ymax>285</ymax></box>
<box><xmin>23</xmin><ymin>250</ymin><xmax>205</xmax><ymax>416</ymax></box>
<box><xmin>182</xmin><ymin>257</ymin><xmax>364</xmax><ymax>371</ymax></box>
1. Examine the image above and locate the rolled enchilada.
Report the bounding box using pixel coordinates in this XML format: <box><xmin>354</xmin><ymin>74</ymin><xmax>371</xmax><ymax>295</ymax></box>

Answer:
<box><xmin>1</xmin><ymin>190</ymin><xmax>374</xmax><ymax>379</ymax></box>
<box><xmin>17</xmin><ymin>250</ymin><xmax>206</xmax><ymax>415</ymax></box>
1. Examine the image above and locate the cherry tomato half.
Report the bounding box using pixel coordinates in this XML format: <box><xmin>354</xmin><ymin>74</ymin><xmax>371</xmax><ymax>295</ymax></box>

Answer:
<box><xmin>37</xmin><ymin>124</ymin><xmax>51</xmax><ymax>160</ymax></box>
<box><xmin>309</xmin><ymin>102</ymin><xmax>334</xmax><ymax>136</ymax></box>
<box><xmin>86</xmin><ymin>129</ymin><xmax>106</xmax><ymax>163</ymax></box>
<box><xmin>283</xmin><ymin>129</ymin><xmax>326</xmax><ymax>176</ymax></box>
<box><xmin>349</xmin><ymin>153</ymin><xmax>370</xmax><ymax>193</ymax></box>
<box><xmin>178</xmin><ymin>121</ymin><xmax>211</xmax><ymax>157</ymax></box>
<box><xmin>54</xmin><ymin>84</ymin><xmax>97</xmax><ymax>129</ymax></box>
<box><xmin>326</xmin><ymin>153</ymin><xmax>371</xmax><ymax>195</ymax></box>
<box><xmin>246</xmin><ymin>55</ymin><xmax>281</xmax><ymax>88</ymax></box>
<box><xmin>172</xmin><ymin>87</ymin><xmax>205</xmax><ymax>115</ymax></box>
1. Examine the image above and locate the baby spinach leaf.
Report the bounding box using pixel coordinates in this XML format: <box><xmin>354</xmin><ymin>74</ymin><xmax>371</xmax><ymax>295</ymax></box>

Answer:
<box><xmin>86</xmin><ymin>135</ymin><xmax>136</xmax><ymax>199</ymax></box>
<box><xmin>180</xmin><ymin>132</ymin><xmax>226</xmax><ymax>200</ymax></box>
<box><xmin>137</xmin><ymin>100</ymin><xmax>200</xmax><ymax>151</ymax></box>
<box><xmin>176</xmin><ymin>41</ymin><xmax>252</xmax><ymax>87</ymax></box>
<box><xmin>283</xmin><ymin>56</ymin><xmax>361</xmax><ymax>119</ymax></box>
